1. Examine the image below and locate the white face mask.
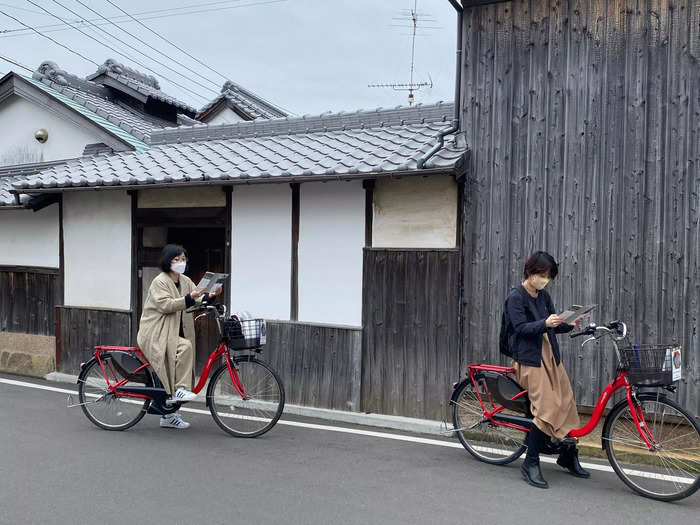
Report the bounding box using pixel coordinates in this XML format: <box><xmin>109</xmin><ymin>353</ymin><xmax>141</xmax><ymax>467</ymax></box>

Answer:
<box><xmin>171</xmin><ymin>261</ymin><xmax>186</xmax><ymax>274</ymax></box>
<box><xmin>530</xmin><ymin>275</ymin><xmax>550</xmax><ymax>290</ymax></box>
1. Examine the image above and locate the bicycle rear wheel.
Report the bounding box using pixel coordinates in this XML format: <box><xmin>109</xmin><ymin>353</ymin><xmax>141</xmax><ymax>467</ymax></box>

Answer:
<box><xmin>452</xmin><ymin>379</ymin><xmax>527</xmax><ymax>465</ymax></box>
<box><xmin>603</xmin><ymin>393</ymin><xmax>700</xmax><ymax>501</ymax></box>
<box><xmin>77</xmin><ymin>356</ymin><xmax>150</xmax><ymax>431</ymax></box>
<box><xmin>207</xmin><ymin>356</ymin><xmax>285</xmax><ymax>437</ymax></box>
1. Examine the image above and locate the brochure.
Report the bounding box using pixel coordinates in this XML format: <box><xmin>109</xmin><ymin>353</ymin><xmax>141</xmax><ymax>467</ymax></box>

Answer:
<box><xmin>558</xmin><ymin>304</ymin><xmax>596</xmax><ymax>324</ymax></box>
<box><xmin>195</xmin><ymin>271</ymin><xmax>229</xmax><ymax>294</ymax></box>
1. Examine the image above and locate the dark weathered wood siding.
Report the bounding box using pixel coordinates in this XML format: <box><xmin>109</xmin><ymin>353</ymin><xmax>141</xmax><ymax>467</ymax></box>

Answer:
<box><xmin>0</xmin><ymin>267</ymin><xmax>58</xmax><ymax>336</ymax></box>
<box><xmin>264</xmin><ymin>320</ymin><xmax>362</xmax><ymax>411</ymax></box>
<box><xmin>460</xmin><ymin>0</ymin><xmax>699</xmax><ymax>415</ymax></box>
<box><xmin>56</xmin><ymin>306</ymin><xmax>132</xmax><ymax>373</ymax></box>
<box><xmin>362</xmin><ymin>249</ymin><xmax>460</xmax><ymax>420</ymax></box>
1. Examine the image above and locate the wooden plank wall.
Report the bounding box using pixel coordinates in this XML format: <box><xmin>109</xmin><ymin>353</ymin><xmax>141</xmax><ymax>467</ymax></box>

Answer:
<box><xmin>460</xmin><ymin>0</ymin><xmax>699</xmax><ymax>415</ymax></box>
<box><xmin>0</xmin><ymin>267</ymin><xmax>57</xmax><ymax>336</ymax></box>
<box><xmin>362</xmin><ymin>249</ymin><xmax>460</xmax><ymax>420</ymax></box>
<box><xmin>263</xmin><ymin>320</ymin><xmax>362</xmax><ymax>411</ymax></box>
<box><xmin>57</xmin><ymin>306</ymin><xmax>132</xmax><ymax>373</ymax></box>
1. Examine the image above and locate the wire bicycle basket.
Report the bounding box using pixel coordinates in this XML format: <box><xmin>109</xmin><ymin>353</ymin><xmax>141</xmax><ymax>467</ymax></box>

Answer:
<box><xmin>222</xmin><ymin>317</ymin><xmax>266</xmax><ymax>350</ymax></box>
<box><xmin>619</xmin><ymin>343</ymin><xmax>678</xmax><ymax>386</ymax></box>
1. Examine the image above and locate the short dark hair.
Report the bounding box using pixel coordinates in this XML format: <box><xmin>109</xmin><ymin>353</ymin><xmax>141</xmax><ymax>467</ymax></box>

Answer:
<box><xmin>523</xmin><ymin>251</ymin><xmax>559</xmax><ymax>280</ymax></box>
<box><xmin>159</xmin><ymin>244</ymin><xmax>186</xmax><ymax>273</ymax></box>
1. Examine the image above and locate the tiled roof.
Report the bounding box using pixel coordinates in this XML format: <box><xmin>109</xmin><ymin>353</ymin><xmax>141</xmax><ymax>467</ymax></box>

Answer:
<box><xmin>23</xmin><ymin>75</ymin><xmax>151</xmax><ymax>153</ymax></box>
<box><xmin>32</xmin><ymin>61</ymin><xmax>164</xmax><ymax>141</ymax></box>
<box><xmin>197</xmin><ymin>81</ymin><xmax>287</xmax><ymax>121</ymax></box>
<box><xmin>10</xmin><ymin>103</ymin><xmax>466</xmax><ymax>196</ymax></box>
<box><xmin>0</xmin><ymin>159</ymin><xmax>71</xmax><ymax>206</ymax></box>
<box><xmin>87</xmin><ymin>59</ymin><xmax>197</xmax><ymax>115</ymax></box>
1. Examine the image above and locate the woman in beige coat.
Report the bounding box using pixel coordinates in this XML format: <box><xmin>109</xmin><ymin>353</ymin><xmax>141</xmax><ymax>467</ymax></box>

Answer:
<box><xmin>137</xmin><ymin>244</ymin><xmax>220</xmax><ymax>429</ymax></box>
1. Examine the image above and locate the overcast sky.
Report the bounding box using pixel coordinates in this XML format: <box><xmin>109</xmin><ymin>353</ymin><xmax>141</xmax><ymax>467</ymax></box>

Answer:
<box><xmin>0</xmin><ymin>0</ymin><xmax>458</xmax><ymax>116</ymax></box>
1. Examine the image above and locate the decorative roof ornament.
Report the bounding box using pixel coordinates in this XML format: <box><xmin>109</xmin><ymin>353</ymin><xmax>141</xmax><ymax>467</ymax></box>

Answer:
<box><xmin>33</xmin><ymin>61</ymin><xmax>105</xmax><ymax>95</ymax></box>
<box><xmin>94</xmin><ymin>58</ymin><xmax>161</xmax><ymax>90</ymax></box>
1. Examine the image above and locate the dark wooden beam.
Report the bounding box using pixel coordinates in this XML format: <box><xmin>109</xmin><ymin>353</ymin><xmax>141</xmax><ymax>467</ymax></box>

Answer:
<box><xmin>57</xmin><ymin>194</ymin><xmax>64</xmax><ymax>308</ymax></box>
<box><xmin>290</xmin><ymin>183</ymin><xmax>300</xmax><ymax>321</ymax></box>
<box><xmin>363</xmin><ymin>179</ymin><xmax>375</xmax><ymax>247</ymax></box>
<box><xmin>223</xmin><ymin>186</ymin><xmax>233</xmax><ymax>311</ymax></box>
<box><xmin>129</xmin><ymin>191</ymin><xmax>138</xmax><ymax>345</ymax></box>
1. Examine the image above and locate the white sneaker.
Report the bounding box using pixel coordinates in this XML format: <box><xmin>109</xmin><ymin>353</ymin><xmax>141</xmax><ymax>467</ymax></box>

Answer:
<box><xmin>165</xmin><ymin>387</ymin><xmax>198</xmax><ymax>406</ymax></box>
<box><xmin>160</xmin><ymin>412</ymin><xmax>190</xmax><ymax>429</ymax></box>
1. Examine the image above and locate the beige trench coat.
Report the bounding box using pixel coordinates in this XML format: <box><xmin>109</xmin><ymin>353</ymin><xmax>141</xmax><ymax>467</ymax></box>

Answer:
<box><xmin>137</xmin><ymin>272</ymin><xmax>199</xmax><ymax>394</ymax></box>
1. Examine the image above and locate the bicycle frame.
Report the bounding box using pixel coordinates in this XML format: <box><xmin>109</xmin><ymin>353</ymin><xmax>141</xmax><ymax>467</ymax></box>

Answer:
<box><xmin>92</xmin><ymin>342</ymin><xmax>248</xmax><ymax>401</ymax></box>
<box><xmin>466</xmin><ymin>365</ymin><xmax>658</xmax><ymax>450</ymax></box>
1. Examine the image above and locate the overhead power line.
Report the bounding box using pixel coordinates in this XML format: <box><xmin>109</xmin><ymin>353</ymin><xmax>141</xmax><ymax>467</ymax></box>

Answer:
<box><xmin>51</xmin><ymin>0</ymin><xmax>219</xmax><ymax>95</ymax></box>
<box><xmin>0</xmin><ymin>0</ymin><xmax>287</xmax><ymax>38</ymax></box>
<box><xmin>103</xmin><ymin>0</ymin><xmax>229</xmax><ymax>83</ymax></box>
<box><xmin>0</xmin><ymin>54</ymin><xmax>33</xmax><ymax>73</ymax></box>
<box><xmin>24</xmin><ymin>1</ymin><xmax>209</xmax><ymax>103</ymax></box>
<box><xmin>0</xmin><ymin>9</ymin><xmax>99</xmax><ymax>66</ymax></box>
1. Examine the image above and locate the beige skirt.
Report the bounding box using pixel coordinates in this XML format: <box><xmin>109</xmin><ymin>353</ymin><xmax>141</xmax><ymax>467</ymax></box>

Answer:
<box><xmin>513</xmin><ymin>334</ymin><xmax>580</xmax><ymax>439</ymax></box>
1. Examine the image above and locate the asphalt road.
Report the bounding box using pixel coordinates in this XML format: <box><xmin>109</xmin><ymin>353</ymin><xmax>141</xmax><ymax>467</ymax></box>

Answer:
<box><xmin>1</xmin><ymin>373</ymin><xmax>698</xmax><ymax>525</ymax></box>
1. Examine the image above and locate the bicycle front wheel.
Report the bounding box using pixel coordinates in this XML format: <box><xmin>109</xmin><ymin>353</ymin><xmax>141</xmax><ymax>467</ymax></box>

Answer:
<box><xmin>603</xmin><ymin>393</ymin><xmax>700</xmax><ymax>501</ymax></box>
<box><xmin>77</xmin><ymin>357</ymin><xmax>150</xmax><ymax>431</ymax></box>
<box><xmin>452</xmin><ymin>379</ymin><xmax>527</xmax><ymax>465</ymax></box>
<box><xmin>207</xmin><ymin>356</ymin><xmax>285</xmax><ymax>437</ymax></box>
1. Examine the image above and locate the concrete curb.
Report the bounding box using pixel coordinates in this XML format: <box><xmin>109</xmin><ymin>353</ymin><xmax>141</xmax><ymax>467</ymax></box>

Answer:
<box><xmin>45</xmin><ymin>371</ymin><xmax>446</xmax><ymax>436</ymax></box>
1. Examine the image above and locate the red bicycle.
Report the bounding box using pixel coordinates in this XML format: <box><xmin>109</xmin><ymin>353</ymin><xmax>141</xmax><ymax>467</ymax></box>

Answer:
<box><xmin>450</xmin><ymin>320</ymin><xmax>700</xmax><ymax>501</ymax></box>
<box><xmin>73</xmin><ymin>304</ymin><xmax>285</xmax><ymax>438</ymax></box>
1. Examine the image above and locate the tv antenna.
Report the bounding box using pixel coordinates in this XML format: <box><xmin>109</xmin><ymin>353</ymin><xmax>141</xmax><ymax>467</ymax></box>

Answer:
<box><xmin>368</xmin><ymin>0</ymin><xmax>437</xmax><ymax>105</ymax></box>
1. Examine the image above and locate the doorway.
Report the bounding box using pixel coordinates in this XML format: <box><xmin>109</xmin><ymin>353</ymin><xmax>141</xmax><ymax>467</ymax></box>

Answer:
<box><xmin>134</xmin><ymin>203</ymin><xmax>230</xmax><ymax>372</ymax></box>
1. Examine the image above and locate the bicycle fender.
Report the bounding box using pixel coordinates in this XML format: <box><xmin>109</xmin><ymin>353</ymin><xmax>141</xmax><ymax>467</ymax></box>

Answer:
<box><xmin>450</xmin><ymin>378</ymin><xmax>471</xmax><ymax>404</ymax></box>
<box><xmin>601</xmin><ymin>392</ymin><xmax>671</xmax><ymax>448</ymax></box>
<box><xmin>76</xmin><ymin>357</ymin><xmax>99</xmax><ymax>383</ymax></box>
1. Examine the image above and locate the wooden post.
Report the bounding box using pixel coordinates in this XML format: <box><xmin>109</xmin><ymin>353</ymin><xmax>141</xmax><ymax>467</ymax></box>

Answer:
<box><xmin>363</xmin><ymin>178</ymin><xmax>375</xmax><ymax>247</ymax></box>
<box><xmin>54</xmin><ymin>305</ymin><xmax>62</xmax><ymax>372</ymax></box>
<box><xmin>290</xmin><ymin>183</ymin><xmax>300</xmax><ymax>321</ymax></box>
<box><xmin>129</xmin><ymin>190</ymin><xmax>138</xmax><ymax>345</ymax></box>
<box><xmin>224</xmin><ymin>186</ymin><xmax>233</xmax><ymax>312</ymax></box>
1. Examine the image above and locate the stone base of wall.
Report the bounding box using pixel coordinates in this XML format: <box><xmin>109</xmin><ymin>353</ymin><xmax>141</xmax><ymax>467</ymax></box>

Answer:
<box><xmin>0</xmin><ymin>331</ymin><xmax>56</xmax><ymax>377</ymax></box>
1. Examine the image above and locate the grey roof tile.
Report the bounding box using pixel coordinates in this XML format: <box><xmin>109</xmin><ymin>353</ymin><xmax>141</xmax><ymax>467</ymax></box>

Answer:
<box><xmin>196</xmin><ymin>80</ymin><xmax>287</xmax><ymax>121</ymax></box>
<box><xmin>7</xmin><ymin>104</ymin><xmax>467</xmax><ymax>201</ymax></box>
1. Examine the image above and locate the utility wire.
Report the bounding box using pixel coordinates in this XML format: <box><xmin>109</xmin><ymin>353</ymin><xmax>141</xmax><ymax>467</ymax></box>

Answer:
<box><xmin>24</xmin><ymin>1</ymin><xmax>209</xmax><ymax>103</ymax></box>
<box><xmin>50</xmin><ymin>0</ymin><xmax>219</xmax><ymax>95</ymax></box>
<box><xmin>0</xmin><ymin>9</ymin><xmax>99</xmax><ymax>66</ymax></box>
<box><xmin>0</xmin><ymin>53</ymin><xmax>33</xmax><ymax>73</ymax></box>
<box><xmin>103</xmin><ymin>0</ymin><xmax>229</xmax><ymax>83</ymax></box>
<box><xmin>0</xmin><ymin>0</ymin><xmax>286</xmax><ymax>37</ymax></box>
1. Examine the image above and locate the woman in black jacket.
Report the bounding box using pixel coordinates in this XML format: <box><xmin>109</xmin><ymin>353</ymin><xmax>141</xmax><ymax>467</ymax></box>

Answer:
<box><xmin>504</xmin><ymin>251</ymin><xmax>588</xmax><ymax>489</ymax></box>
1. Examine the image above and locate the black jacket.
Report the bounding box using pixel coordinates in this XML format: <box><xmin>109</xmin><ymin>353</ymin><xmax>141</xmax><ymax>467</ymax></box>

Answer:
<box><xmin>504</xmin><ymin>286</ymin><xmax>574</xmax><ymax>367</ymax></box>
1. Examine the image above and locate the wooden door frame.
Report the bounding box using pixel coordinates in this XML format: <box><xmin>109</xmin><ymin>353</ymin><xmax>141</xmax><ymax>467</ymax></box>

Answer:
<box><xmin>129</xmin><ymin>187</ymin><xmax>232</xmax><ymax>344</ymax></box>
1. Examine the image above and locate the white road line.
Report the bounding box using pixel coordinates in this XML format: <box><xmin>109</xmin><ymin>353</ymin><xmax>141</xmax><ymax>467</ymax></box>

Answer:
<box><xmin>1</xmin><ymin>377</ymin><xmax>695</xmax><ymax>485</ymax></box>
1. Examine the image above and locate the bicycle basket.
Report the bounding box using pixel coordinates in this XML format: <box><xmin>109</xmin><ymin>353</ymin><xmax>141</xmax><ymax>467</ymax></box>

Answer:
<box><xmin>619</xmin><ymin>344</ymin><xmax>676</xmax><ymax>386</ymax></box>
<box><xmin>222</xmin><ymin>317</ymin><xmax>266</xmax><ymax>350</ymax></box>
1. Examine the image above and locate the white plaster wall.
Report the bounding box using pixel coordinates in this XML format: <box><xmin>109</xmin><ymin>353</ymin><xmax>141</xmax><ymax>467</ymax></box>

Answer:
<box><xmin>298</xmin><ymin>181</ymin><xmax>364</xmax><ymax>326</ymax></box>
<box><xmin>231</xmin><ymin>184</ymin><xmax>291</xmax><ymax>320</ymax></box>
<box><xmin>207</xmin><ymin>107</ymin><xmax>246</xmax><ymax>125</ymax></box>
<box><xmin>373</xmin><ymin>176</ymin><xmax>458</xmax><ymax>248</ymax></box>
<box><xmin>0</xmin><ymin>205</ymin><xmax>59</xmax><ymax>267</ymax></box>
<box><xmin>0</xmin><ymin>95</ymin><xmax>103</xmax><ymax>166</ymax></box>
<box><xmin>63</xmin><ymin>191</ymin><xmax>131</xmax><ymax>310</ymax></box>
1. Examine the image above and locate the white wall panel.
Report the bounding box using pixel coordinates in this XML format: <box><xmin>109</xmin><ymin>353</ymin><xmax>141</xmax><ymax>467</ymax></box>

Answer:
<box><xmin>231</xmin><ymin>185</ymin><xmax>291</xmax><ymax>320</ymax></box>
<box><xmin>0</xmin><ymin>96</ymin><xmax>103</xmax><ymax>166</ymax></box>
<box><xmin>63</xmin><ymin>191</ymin><xmax>131</xmax><ymax>309</ymax></box>
<box><xmin>373</xmin><ymin>176</ymin><xmax>457</xmax><ymax>248</ymax></box>
<box><xmin>0</xmin><ymin>205</ymin><xmax>59</xmax><ymax>267</ymax></box>
<box><xmin>298</xmin><ymin>181</ymin><xmax>364</xmax><ymax>326</ymax></box>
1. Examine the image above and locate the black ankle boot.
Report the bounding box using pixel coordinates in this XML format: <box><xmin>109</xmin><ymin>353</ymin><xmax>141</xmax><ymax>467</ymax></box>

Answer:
<box><xmin>557</xmin><ymin>446</ymin><xmax>591</xmax><ymax>478</ymax></box>
<box><xmin>521</xmin><ymin>426</ymin><xmax>549</xmax><ymax>489</ymax></box>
